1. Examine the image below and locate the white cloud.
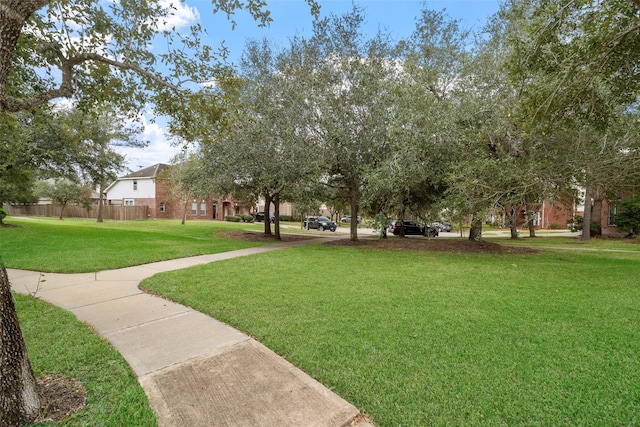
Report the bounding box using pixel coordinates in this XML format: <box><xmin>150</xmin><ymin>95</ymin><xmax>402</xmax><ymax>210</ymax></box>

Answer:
<box><xmin>119</xmin><ymin>119</ymin><xmax>182</xmax><ymax>171</ymax></box>
<box><xmin>156</xmin><ymin>0</ymin><xmax>200</xmax><ymax>32</ymax></box>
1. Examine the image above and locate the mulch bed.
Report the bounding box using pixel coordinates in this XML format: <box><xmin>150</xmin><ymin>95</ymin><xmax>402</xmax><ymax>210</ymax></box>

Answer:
<box><xmin>220</xmin><ymin>230</ymin><xmax>538</xmax><ymax>254</ymax></box>
<box><xmin>35</xmin><ymin>374</ymin><xmax>86</xmax><ymax>422</ymax></box>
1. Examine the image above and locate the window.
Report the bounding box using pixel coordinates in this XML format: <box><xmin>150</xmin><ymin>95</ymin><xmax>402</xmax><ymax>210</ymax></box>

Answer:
<box><xmin>133</xmin><ymin>180</ymin><xmax>137</xmax><ymax>191</ymax></box>
<box><xmin>191</xmin><ymin>202</ymin><xmax>197</xmax><ymax>216</ymax></box>
<box><xmin>160</xmin><ymin>202</ymin><xmax>165</xmax><ymax>213</ymax></box>
<box><xmin>200</xmin><ymin>201</ymin><xmax>206</xmax><ymax>216</ymax></box>
<box><xmin>124</xmin><ymin>199</ymin><xmax>134</xmax><ymax>206</ymax></box>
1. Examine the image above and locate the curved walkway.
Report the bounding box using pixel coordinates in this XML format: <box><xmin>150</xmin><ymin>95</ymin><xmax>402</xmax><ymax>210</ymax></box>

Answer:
<box><xmin>9</xmin><ymin>235</ymin><xmax>371</xmax><ymax>427</ymax></box>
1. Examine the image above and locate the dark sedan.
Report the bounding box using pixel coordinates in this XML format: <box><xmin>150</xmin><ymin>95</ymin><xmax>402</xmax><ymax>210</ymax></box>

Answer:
<box><xmin>303</xmin><ymin>216</ymin><xmax>337</xmax><ymax>232</ymax></box>
<box><xmin>431</xmin><ymin>222</ymin><xmax>452</xmax><ymax>232</ymax></box>
<box><xmin>388</xmin><ymin>220</ymin><xmax>438</xmax><ymax>237</ymax></box>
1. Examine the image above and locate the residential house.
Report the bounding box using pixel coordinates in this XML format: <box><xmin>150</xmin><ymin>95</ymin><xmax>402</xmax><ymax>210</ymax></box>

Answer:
<box><xmin>105</xmin><ymin>163</ymin><xmax>251</xmax><ymax>220</ymax></box>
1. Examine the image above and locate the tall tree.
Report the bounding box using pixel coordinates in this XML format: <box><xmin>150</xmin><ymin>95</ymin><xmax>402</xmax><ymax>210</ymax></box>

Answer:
<box><xmin>62</xmin><ymin>106</ymin><xmax>145</xmax><ymax>223</ymax></box>
<box><xmin>305</xmin><ymin>6</ymin><xmax>396</xmax><ymax>241</ymax></box>
<box><xmin>364</xmin><ymin>7</ymin><xmax>467</xmax><ymax>235</ymax></box>
<box><xmin>502</xmin><ymin>0</ymin><xmax>640</xmax><ymax>240</ymax></box>
<box><xmin>195</xmin><ymin>38</ymin><xmax>323</xmax><ymax>240</ymax></box>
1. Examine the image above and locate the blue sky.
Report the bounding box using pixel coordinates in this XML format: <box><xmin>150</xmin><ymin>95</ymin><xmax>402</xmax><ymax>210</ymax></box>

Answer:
<box><xmin>204</xmin><ymin>0</ymin><xmax>501</xmax><ymax>64</ymax></box>
<box><xmin>123</xmin><ymin>0</ymin><xmax>501</xmax><ymax>170</ymax></box>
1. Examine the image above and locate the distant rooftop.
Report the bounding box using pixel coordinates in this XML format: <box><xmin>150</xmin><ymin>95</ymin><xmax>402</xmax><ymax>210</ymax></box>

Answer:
<box><xmin>124</xmin><ymin>163</ymin><xmax>171</xmax><ymax>179</ymax></box>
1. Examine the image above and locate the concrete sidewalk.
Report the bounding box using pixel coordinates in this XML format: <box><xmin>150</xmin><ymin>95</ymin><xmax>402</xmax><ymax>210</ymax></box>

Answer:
<box><xmin>9</xmin><ymin>236</ymin><xmax>371</xmax><ymax>427</ymax></box>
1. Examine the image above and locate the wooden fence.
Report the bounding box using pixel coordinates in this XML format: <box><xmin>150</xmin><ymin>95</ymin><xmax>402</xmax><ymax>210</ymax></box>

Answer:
<box><xmin>3</xmin><ymin>204</ymin><xmax>148</xmax><ymax>221</ymax></box>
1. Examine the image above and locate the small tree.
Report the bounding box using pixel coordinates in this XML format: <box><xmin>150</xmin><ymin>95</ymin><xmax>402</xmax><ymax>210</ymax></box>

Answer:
<box><xmin>36</xmin><ymin>180</ymin><xmax>92</xmax><ymax>220</ymax></box>
<box><xmin>614</xmin><ymin>198</ymin><xmax>640</xmax><ymax>235</ymax></box>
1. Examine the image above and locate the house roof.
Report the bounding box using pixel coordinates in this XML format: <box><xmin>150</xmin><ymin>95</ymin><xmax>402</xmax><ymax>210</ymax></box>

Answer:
<box><xmin>124</xmin><ymin>163</ymin><xmax>171</xmax><ymax>179</ymax></box>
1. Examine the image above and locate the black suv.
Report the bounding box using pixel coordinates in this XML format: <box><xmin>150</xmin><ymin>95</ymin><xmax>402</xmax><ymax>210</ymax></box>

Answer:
<box><xmin>303</xmin><ymin>216</ymin><xmax>337</xmax><ymax>232</ymax></box>
<box><xmin>253</xmin><ymin>212</ymin><xmax>275</xmax><ymax>222</ymax></box>
<box><xmin>387</xmin><ymin>220</ymin><xmax>438</xmax><ymax>237</ymax></box>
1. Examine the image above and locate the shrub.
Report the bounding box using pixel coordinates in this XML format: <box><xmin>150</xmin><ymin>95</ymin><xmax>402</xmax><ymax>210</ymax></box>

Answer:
<box><xmin>568</xmin><ymin>215</ymin><xmax>583</xmax><ymax>232</ymax></box>
<box><xmin>279</xmin><ymin>215</ymin><xmax>291</xmax><ymax>222</ymax></box>
<box><xmin>225</xmin><ymin>215</ymin><xmax>241</xmax><ymax>222</ymax></box>
<box><xmin>0</xmin><ymin>207</ymin><xmax>6</xmax><ymax>223</ymax></box>
<box><xmin>241</xmin><ymin>214</ymin><xmax>254</xmax><ymax>223</ymax></box>
<box><xmin>548</xmin><ymin>222</ymin><xmax>560</xmax><ymax>229</ymax></box>
<box><xmin>614</xmin><ymin>198</ymin><xmax>640</xmax><ymax>235</ymax></box>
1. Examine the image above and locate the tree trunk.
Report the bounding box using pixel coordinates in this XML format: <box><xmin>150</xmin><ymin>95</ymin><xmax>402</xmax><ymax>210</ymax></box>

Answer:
<box><xmin>273</xmin><ymin>194</ymin><xmax>281</xmax><ymax>241</ymax></box>
<box><xmin>349</xmin><ymin>188</ymin><xmax>358</xmax><ymax>242</ymax></box>
<box><xmin>181</xmin><ymin>198</ymin><xmax>188</xmax><ymax>225</ymax></box>
<box><xmin>469</xmin><ymin>216</ymin><xmax>482</xmax><ymax>241</ymax></box>
<box><xmin>97</xmin><ymin>182</ymin><xmax>104</xmax><ymax>223</ymax></box>
<box><xmin>0</xmin><ymin>264</ymin><xmax>41</xmax><ymax>426</ymax></box>
<box><xmin>507</xmin><ymin>207</ymin><xmax>518</xmax><ymax>239</ymax></box>
<box><xmin>591</xmin><ymin>198</ymin><xmax>603</xmax><ymax>237</ymax></box>
<box><xmin>528</xmin><ymin>217</ymin><xmax>536</xmax><ymax>237</ymax></box>
<box><xmin>527</xmin><ymin>211</ymin><xmax>536</xmax><ymax>238</ymax></box>
<box><xmin>581</xmin><ymin>186</ymin><xmax>593</xmax><ymax>241</ymax></box>
<box><xmin>263</xmin><ymin>193</ymin><xmax>272</xmax><ymax>237</ymax></box>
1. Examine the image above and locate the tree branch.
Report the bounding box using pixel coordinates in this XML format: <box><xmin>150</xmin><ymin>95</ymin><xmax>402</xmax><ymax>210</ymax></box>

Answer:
<box><xmin>0</xmin><ymin>50</ymin><xmax>184</xmax><ymax>113</ymax></box>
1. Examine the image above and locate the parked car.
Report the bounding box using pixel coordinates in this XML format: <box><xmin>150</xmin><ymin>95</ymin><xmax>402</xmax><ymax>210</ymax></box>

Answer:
<box><xmin>303</xmin><ymin>216</ymin><xmax>337</xmax><ymax>232</ymax></box>
<box><xmin>387</xmin><ymin>220</ymin><xmax>439</xmax><ymax>237</ymax></box>
<box><xmin>431</xmin><ymin>222</ymin><xmax>452</xmax><ymax>232</ymax></box>
<box><xmin>340</xmin><ymin>215</ymin><xmax>362</xmax><ymax>224</ymax></box>
<box><xmin>253</xmin><ymin>211</ymin><xmax>275</xmax><ymax>222</ymax></box>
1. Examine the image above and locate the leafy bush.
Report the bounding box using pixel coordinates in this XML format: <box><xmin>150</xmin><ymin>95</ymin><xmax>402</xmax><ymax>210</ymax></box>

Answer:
<box><xmin>0</xmin><ymin>207</ymin><xmax>6</xmax><ymax>223</ymax></box>
<box><xmin>568</xmin><ymin>215</ymin><xmax>583</xmax><ymax>232</ymax></box>
<box><xmin>548</xmin><ymin>222</ymin><xmax>560</xmax><ymax>229</ymax></box>
<box><xmin>225</xmin><ymin>215</ymin><xmax>241</xmax><ymax>222</ymax></box>
<box><xmin>279</xmin><ymin>215</ymin><xmax>291</xmax><ymax>222</ymax></box>
<box><xmin>241</xmin><ymin>214</ymin><xmax>254</xmax><ymax>222</ymax></box>
<box><xmin>614</xmin><ymin>198</ymin><xmax>640</xmax><ymax>234</ymax></box>
<box><xmin>590</xmin><ymin>220</ymin><xmax>602</xmax><ymax>237</ymax></box>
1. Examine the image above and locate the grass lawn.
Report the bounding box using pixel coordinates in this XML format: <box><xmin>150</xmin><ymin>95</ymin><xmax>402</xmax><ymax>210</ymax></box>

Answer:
<box><xmin>16</xmin><ymin>294</ymin><xmax>157</xmax><ymax>426</ymax></box>
<box><xmin>141</xmin><ymin>242</ymin><xmax>640</xmax><ymax>426</ymax></box>
<box><xmin>0</xmin><ymin>216</ymin><xmax>270</xmax><ymax>426</ymax></box>
<box><xmin>3</xmin><ymin>217</ymin><xmax>639</xmax><ymax>425</ymax></box>
<box><xmin>0</xmin><ymin>216</ymin><xmax>269</xmax><ymax>272</ymax></box>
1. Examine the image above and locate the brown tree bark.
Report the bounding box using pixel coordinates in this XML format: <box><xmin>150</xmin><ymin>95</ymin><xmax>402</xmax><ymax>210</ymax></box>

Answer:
<box><xmin>97</xmin><ymin>182</ymin><xmax>104</xmax><ymax>223</ymax></box>
<box><xmin>507</xmin><ymin>207</ymin><xmax>519</xmax><ymax>240</ymax></box>
<box><xmin>582</xmin><ymin>186</ymin><xmax>593</xmax><ymax>241</ymax></box>
<box><xmin>263</xmin><ymin>192</ymin><xmax>272</xmax><ymax>237</ymax></box>
<box><xmin>528</xmin><ymin>216</ymin><xmax>536</xmax><ymax>237</ymax></box>
<box><xmin>273</xmin><ymin>193</ymin><xmax>281</xmax><ymax>241</ymax></box>
<box><xmin>0</xmin><ymin>264</ymin><xmax>41</xmax><ymax>426</ymax></box>
<box><xmin>592</xmin><ymin>198</ymin><xmax>603</xmax><ymax>237</ymax></box>
<box><xmin>469</xmin><ymin>216</ymin><xmax>483</xmax><ymax>241</ymax></box>
<box><xmin>0</xmin><ymin>1</ymin><xmax>51</xmax><ymax>112</ymax></box>
<box><xmin>349</xmin><ymin>186</ymin><xmax>359</xmax><ymax>242</ymax></box>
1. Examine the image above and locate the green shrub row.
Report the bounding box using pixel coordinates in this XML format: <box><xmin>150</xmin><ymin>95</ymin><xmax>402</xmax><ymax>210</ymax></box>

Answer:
<box><xmin>224</xmin><ymin>214</ymin><xmax>299</xmax><ymax>222</ymax></box>
<box><xmin>225</xmin><ymin>214</ymin><xmax>255</xmax><ymax>223</ymax></box>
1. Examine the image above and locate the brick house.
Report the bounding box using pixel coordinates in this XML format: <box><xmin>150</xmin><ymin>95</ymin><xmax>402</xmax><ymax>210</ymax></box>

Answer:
<box><xmin>105</xmin><ymin>163</ymin><xmax>251</xmax><ymax>220</ymax></box>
